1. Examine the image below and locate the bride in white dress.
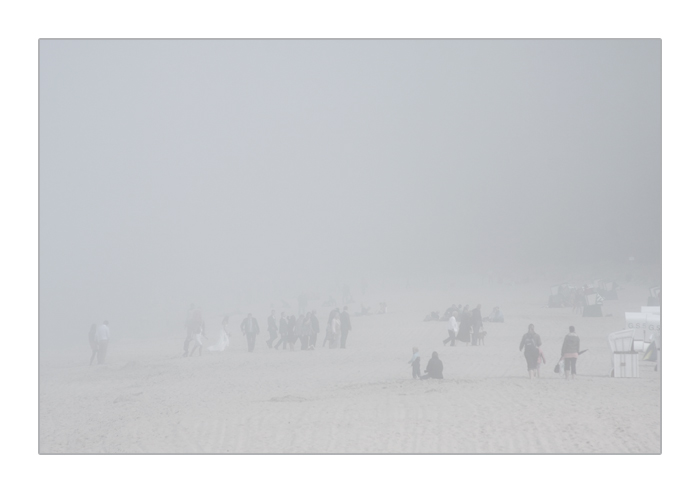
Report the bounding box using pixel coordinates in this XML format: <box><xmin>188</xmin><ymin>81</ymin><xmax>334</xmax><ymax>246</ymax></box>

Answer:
<box><xmin>208</xmin><ymin>315</ymin><xmax>230</xmax><ymax>352</ymax></box>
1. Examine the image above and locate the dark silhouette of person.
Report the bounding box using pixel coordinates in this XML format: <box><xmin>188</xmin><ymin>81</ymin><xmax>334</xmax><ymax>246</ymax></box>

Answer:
<box><xmin>561</xmin><ymin>325</ymin><xmax>581</xmax><ymax>380</ymax></box>
<box><xmin>240</xmin><ymin>313</ymin><xmax>260</xmax><ymax>352</ymax></box>
<box><xmin>421</xmin><ymin>351</ymin><xmax>444</xmax><ymax>379</ymax></box>
<box><xmin>340</xmin><ymin>306</ymin><xmax>352</xmax><ymax>348</ymax></box>
<box><xmin>519</xmin><ymin>323</ymin><xmax>542</xmax><ymax>379</ymax></box>
<box><xmin>300</xmin><ymin>313</ymin><xmax>312</xmax><ymax>350</ymax></box>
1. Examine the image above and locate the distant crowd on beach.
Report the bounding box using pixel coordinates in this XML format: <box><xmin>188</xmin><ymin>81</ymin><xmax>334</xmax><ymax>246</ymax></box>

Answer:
<box><xmin>181</xmin><ymin>304</ymin><xmax>355</xmax><ymax>356</ymax></box>
<box><xmin>87</xmin><ymin>296</ymin><xmax>582</xmax><ymax>383</ymax></box>
<box><xmin>425</xmin><ymin>303</ymin><xmax>503</xmax><ymax>347</ymax></box>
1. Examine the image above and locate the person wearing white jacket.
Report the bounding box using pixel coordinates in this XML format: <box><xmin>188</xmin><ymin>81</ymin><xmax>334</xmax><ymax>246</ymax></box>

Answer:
<box><xmin>95</xmin><ymin>320</ymin><xmax>110</xmax><ymax>364</ymax></box>
<box><xmin>443</xmin><ymin>312</ymin><xmax>459</xmax><ymax>346</ymax></box>
<box><xmin>329</xmin><ymin>312</ymin><xmax>341</xmax><ymax>349</ymax></box>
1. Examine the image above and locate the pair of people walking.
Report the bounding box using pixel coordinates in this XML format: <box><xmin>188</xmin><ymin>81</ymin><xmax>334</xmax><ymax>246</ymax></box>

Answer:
<box><xmin>519</xmin><ymin>324</ymin><xmax>581</xmax><ymax>379</ymax></box>
<box><xmin>408</xmin><ymin>348</ymin><xmax>443</xmax><ymax>379</ymax></box>
<box><xmin>323</xmin><ymin>307</ymin><xmax>352</xmax><ymax>349</ymax></box>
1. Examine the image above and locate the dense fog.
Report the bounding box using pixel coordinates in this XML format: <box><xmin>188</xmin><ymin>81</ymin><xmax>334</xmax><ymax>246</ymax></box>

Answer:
<box><xmin>39</xmin><ymin>39</ymin><xmax>660</xmax><ymax>348</ymax></box>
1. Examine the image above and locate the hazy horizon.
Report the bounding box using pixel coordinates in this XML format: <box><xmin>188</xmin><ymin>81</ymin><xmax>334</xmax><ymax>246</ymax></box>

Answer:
<box><xmin>39</xmin><ymin>39</ymin><xmax>661</xmax><ymax>344</ymax></box>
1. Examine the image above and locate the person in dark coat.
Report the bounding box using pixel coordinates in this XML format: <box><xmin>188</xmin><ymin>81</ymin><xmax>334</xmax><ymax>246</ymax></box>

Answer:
<box><xmin>560</xmin><ymin>325</ymin><xmax>581</xmax><ymax>380</ymax></box>
<box><xmin>420</xmin><ymin>351</ymin><xmax>444</xmax><ymax>379</ymax></box>
<box><xmin>519</xmin><ymin>324</ymin><xmax>542</xmax><ymax>379</ymax></box>
<box><xmin>456</xmin><ymin>305</ymin><xmax>471</xmax><ymax>344</ymax></box>
<box><xmin>240</xmin><ymin>313</ymin><xmax>260</xmax><ymax>352</ymax></box>
<box><xmin>300</xmin><ymin>313</ymin><xmax>312</xmax><ymax>350</ymax></box>
<box><xmin>340</xmin><ymin>306</ymin><xmax>352</xmax><ymax>349</ymax></box>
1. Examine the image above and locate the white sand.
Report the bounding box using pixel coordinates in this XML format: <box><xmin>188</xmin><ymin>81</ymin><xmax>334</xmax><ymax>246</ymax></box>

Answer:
<box><xmin>39</xmin><ymin>281</ymin><xmax>660</xmax><ymax>453</ymax></box>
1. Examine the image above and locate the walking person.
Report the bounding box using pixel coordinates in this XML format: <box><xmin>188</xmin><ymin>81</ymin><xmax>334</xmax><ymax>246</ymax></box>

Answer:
<box><xmin>287</xmin><ymin>314</ymin><xmax>298</xmax><ymax>350</ymax></box>
<box><xmin>323</xmin><ymin>308</ymin><xmax>338</xmax><ymax>347</ymax></box>
<box><xmin>300</xmin><ymin>313</ymin><xmax>312</xmax><ymax>350</ymax></box>
<box><xmin>560</xmin><ymin>326</ymin><xmax>580</xmax><ymax>380</ymax></box>
<box><xmin>519</xmin><ymin>323</ymin><xmax>542</xmax><ymax>379</ymax></box>
<box><xmin>443</xmin><ymin>311</ymin><xmax>459</xmax><ymax>346</ymax></box>
<box><xmin>95</xmin><ymin>320</ymin><xmax>110</xmax><ymax>364</ymax></box>
<box><xmin>189</xmin><ymin>319</ymin><xmax>206</xmax><ymax>357</ymax></box>
<box><xmin>420</xmin><ymin>351</ymin><xmax>444</xmax><ymax>379</ymax></box>
<box><xmin>309</xmin><ymin>310</ymin><xmax>320</xmax><ymax>349</ymax></box>
<box><xmin>88</xmin><ymin>323</ymin><xmax>98</xmax><ymax>365</ymax></box>
<box><xmin>457</xmin><ymin>305</ymin><xmax>471</xmax><ymax>345</ymax></box>
<box><xmin>274</xmin><ymin>312</ymin><xmax>288</xmax><ymax>350</ymax></box>
<box><xmin>340</xmin><ymin>306</ymin><xmax>352</xmax><ymax>349</ymax></box>
<box><xmin>240</xmin><ymin>313</ymin><xmax>260</xmax><ymax>352</ymax></box>
<box><xmin>266</xmin><ymin>310</ymin><xmax>278</xmax><ymax>348</ymax></box>
<box><xmin>329</xmin><ymin>312</ymin><xmax>341</xmax><ymax>349</ymax></box>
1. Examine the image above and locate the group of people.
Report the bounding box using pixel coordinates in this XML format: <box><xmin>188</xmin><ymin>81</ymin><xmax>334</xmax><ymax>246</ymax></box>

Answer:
<box><xmin>519</xmin><ymin>324</ymin><xmax>581</xmax><ymax>380</ymax></box>
<box><xmin>187</xmin><ymin>306</ymin><xmax>355</xmax><ymax>354</ymax></box>
<box><xmin>89</xmin><ymin>305</ymin><xmax>581</xmax><ymax>383</ymax></box>
<box><xmin>408</xmin><ymin>347</ymin><xmax>444</xmax><ymax>379</ymax></box>
<box><xmin>440</xmin><ymin>304</ymin><xmax>492</xmax><ymax>346</ymax></box>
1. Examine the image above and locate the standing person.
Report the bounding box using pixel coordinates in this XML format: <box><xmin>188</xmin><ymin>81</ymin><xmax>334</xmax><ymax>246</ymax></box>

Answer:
<box><xmin>420</xmin><ymin>351</ymin><xmax>444</xmax><ymax>379</ymax></box>
<box><xmin>274</xmin><ymin>312</ymin><xmax>288</xmax><ymax>350</ymax></box>
<box><xmin>560</xmin><ymin>326</ymin><xmax>580</xmax><ymax>380</ymax></box>
<box><xmin>519</xmin><ymin>324</ymin><xmax>542</xmax><ymax>379</ymax></box>
<box><xmin>443</xmin><ymin>311</ymin><xmax>459</xmax><ymax>346</ymax></box>
<box><xmin>408</xmin><ymin>347</ymin><xmax>421</xmax><ymax>379</ymax></box>
<box><xmin>240</xmin><ymin>314</ymin><xmax>260</xmax><ymax>352</ymax></box>
<box><xmin>287</xmin><ymin>314</ymin><xmax>298</xmax><ymax>350</ymax></box>
<box><xmin>471</xmin><ymin>304</ymin><xmax>483</xmax><ymax>346</ymax></box>
<box><xmin>95</xmin><ymin>320</ymin><xmax>110</xmax><ymax>365</ymax></box>
<box><xmin>329</xmin><ymin>312</ymin><xmax>341</xmax><ymax>349</ymax></box>
<box><xmin>88</xmin><ymin>323</ymin><xmax>98</xmax><ymax>365</ymax></box>
<box><xmin>322</xmin><ymin>310</ymin><xmax>335</xmax><ymax>347</ymax></box>
<box><xmin>327</xmin><ymin>308</ymin><xmax>338</xmax><ymax>327</ymax></box>
<box><xmin>300</xmin><ymin>313</ymin><xmax>312</xmax><ymax>350</ymax></box>
<box><xmin>340</xmin><ymin>306</ymin><xmax>352</xmax><ymax>349</ymax></box>
<box><xmin>275</xmin><ymin>312</ymin><xmax>287</xmax><ymax>349</ymax></box>
<box><xmin>457</xmin><ymin>306</ymin><xmax>471</xmax><ymax>345</ymax></box>
<box><xmin>266</xmin><ymin>310</ymin><xmax>278</xmax><ymax>348</ymax></box>
<box><xmin>189</xmin><ymin>319</ymin><xmax>206</xmax><ymax>357</ymax></box>
<box><xmin>309</xmin><ymin>310</ymin><xmax>320</xmax><ymax>349</ymax></box>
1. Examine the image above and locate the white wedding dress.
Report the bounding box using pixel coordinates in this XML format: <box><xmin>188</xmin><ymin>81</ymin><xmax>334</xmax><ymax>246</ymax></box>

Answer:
<box><xmin>208</xmin><ymin>327</ymin><xmax>230</xmax><ymax>352</ymax></box>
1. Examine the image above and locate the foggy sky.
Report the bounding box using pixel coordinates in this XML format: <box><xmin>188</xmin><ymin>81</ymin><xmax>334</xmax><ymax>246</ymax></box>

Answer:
<box><xmin>39</xmin><ymin>40</ymin><xmax>660</xmax><ymax>338</ymax></box>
